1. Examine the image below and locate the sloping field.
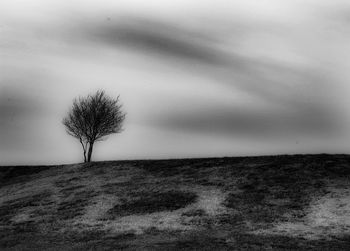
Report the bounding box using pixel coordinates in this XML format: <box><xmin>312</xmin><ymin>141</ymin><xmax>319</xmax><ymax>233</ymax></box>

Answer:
<box><xmin>1</xmin><ymin>154</ymin><xmax>350</xmax><ymax>250</ymax></box>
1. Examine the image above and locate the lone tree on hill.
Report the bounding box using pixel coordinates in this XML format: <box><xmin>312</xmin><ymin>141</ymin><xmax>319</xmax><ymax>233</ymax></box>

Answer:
<box><xmin>63</xmin><ymin>90</ymin><xmax>126</xmax><ymax>162</ymax></box>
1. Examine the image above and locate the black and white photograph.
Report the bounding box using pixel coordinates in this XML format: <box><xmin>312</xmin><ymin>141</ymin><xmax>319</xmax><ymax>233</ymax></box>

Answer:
<box><xmin>1</xmin><ymin>0</ymin><xmax>350</xmax><ymax>250</ymax></box>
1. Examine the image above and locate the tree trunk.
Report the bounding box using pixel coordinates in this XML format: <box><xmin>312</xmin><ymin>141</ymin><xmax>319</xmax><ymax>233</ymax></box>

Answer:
<box><xmin>87</xmin><ymin>142</ymin><xmax>94</xmax><ymax>162</ymax></box>
<box><xmin>83</xmin><ymin>150</ymin><xmax>87</xmax><ymax>163</ymax></box>
<box><xmin>79</xmin><ymin>139</ymin><xmax>87</xmax><ymax>163</ymax></box>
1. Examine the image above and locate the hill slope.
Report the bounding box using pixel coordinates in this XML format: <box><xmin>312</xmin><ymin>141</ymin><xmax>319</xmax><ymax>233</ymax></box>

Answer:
<box><xmin>1</xmin><ymin>154</ymin><xmax>350</xmax><ymax>250</ymax></box>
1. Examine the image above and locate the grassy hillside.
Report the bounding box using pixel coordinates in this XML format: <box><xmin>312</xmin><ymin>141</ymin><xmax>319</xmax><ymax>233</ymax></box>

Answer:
<box><xmin>1</xmin><ymin>154</ymin><xmax>350</xmax><ymax>250</ymax></box>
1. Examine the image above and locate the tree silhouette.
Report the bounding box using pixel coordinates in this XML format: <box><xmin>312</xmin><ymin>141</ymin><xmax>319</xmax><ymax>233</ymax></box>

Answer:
<box><xmin>63</xmin><ymin>90</ymin><xmax>126</xmax><ymax>162</ymax></box>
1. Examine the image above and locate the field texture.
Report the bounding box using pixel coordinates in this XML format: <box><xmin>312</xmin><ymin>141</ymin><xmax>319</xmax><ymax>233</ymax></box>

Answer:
<box><xmin>1</xmin><ymin>154</ymin><xmax>350</xmax><ymax>250</ymax></box>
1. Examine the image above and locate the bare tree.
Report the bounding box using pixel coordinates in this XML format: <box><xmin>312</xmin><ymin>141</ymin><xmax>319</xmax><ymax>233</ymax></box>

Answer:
<box><xmin>63</xmin><ymin>90</ymin><xmax>126</xmax><ymax>162</ymax></box>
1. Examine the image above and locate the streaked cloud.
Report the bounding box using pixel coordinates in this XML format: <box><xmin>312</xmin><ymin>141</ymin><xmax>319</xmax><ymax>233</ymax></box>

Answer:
<box><xmin>78</xmin><ymin>15</ymin><xmax>340</xmax><ymax>137</ymax></box>
<box><xmin>0</xmin><ymin>0</ymin><xmax>349</xmax><ymax>164</ymax></box>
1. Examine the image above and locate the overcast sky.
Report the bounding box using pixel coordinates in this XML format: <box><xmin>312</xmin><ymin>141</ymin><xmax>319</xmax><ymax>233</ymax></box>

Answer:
<box><xmin>1</xmin><ymin>0</ymin><xmax>350</xmax><ymax>165</ymax></box>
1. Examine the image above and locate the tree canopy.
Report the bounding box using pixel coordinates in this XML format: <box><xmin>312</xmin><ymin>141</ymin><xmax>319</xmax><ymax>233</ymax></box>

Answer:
<box><xmin>63</xmin><ymin>90</ymin><xmax>126</xmax><ymax>162</ymax></box>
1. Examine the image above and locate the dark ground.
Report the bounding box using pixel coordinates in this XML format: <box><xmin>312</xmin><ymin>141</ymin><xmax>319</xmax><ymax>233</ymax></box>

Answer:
<box><xmin>1</xmin><ymin>154</ymin><xmax>350</xmax><ymax>250</ymax></box>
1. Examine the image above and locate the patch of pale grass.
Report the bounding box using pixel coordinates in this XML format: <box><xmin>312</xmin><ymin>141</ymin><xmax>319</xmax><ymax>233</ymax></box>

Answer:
<box><xmin>193</xmin><ymin>188</ymin><xmax>227</xmax><ymax>216</ymax></box>
<box><xmin>105</xmin><ymin>211</ymin><xmax>194</xmax><ymax>234</ymax></box>
<box><xmin>307</xmin><ymin>187</ymin><xmax>350</xmax><ymax>228</ymax></box>
<box><xmin>73</xmin><ymin>186</ymin><xmax>228</xmax><ymax>235</ymax></box>
<box><xmin>77</xmin><ymin>194</ymin><xmax>117</xmax><ymax>225</ymax></box>
<box><xmin>11</xmin><ymin>211</ymin><xmax>31</xmax><ymax>223</ymax></box>
<box><xmin>254</xmin><ymin>184</ymin><xmax>350</xmax><ymax>239</ymax></box>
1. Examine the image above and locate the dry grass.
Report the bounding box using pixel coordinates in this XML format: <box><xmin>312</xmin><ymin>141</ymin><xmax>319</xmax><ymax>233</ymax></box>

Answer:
<box><xmin>0</xmin><ymin>154</ymin><xmax>350</xmax><ymax>250</ymax></box>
